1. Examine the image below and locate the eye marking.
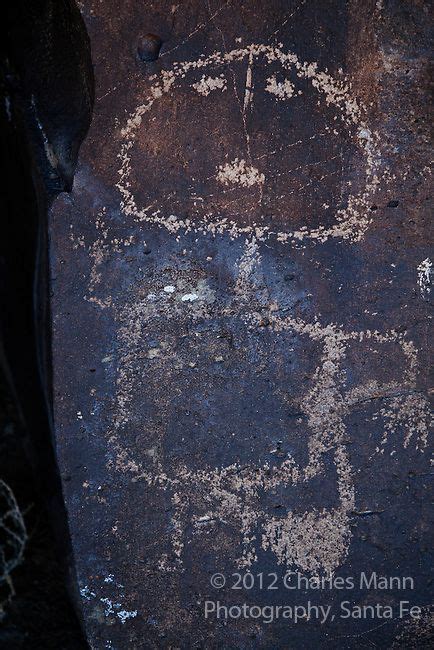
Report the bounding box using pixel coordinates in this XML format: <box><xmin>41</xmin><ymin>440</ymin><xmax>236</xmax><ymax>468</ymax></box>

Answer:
<box><xmin>192</xmin><ymin>74</ymin><xmax>227</xmax><ymax>96</ymax></box>
<box><xmin>265</xmin><ymin>73</ymin><xmax>302</xmax><ymax>101</ymax></box>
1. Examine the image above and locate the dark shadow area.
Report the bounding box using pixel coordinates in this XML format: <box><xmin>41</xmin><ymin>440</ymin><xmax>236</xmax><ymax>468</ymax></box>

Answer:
<box><xmin>0</xmin><ymin>2</ymin><xmax>93</xmax><ymax>646</ymax></box>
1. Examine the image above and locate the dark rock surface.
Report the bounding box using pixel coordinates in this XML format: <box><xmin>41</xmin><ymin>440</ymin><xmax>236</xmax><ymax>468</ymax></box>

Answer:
<box><xmin>1</xmin><ymin>1</ymin><xmax>93</xmax><ymax>646</ymax></box>
<box><xmin>50</xmin><ymin>1</ymin><xmax>433</xmax><ymax>647</ymax></box>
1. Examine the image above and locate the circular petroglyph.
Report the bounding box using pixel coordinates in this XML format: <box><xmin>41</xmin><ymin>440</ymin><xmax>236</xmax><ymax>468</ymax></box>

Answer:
<box><xmin>117</xmin><ymin>43</ymin><xmax>384</xmax><ymax>243</ymax></box>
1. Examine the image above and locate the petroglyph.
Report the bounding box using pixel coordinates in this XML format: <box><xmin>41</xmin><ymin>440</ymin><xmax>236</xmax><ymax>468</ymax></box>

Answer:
<box><xmin>243</xmin><ymin>51</ymin><xmax>254</xmax><ymax>114</ymax></box>
<box><xmin>49</xmin><ymin>1</ymin><xmax>433</xmax><ymax>646</ymax></box>
<box><xmin>265</xmin><ymin>74</ymin><xmax>298</xmax><ymax>100</ymax></box>
<box><xmin>234</xmin><ymin>237</ymin><xmax>261</xmax><ymax>297</ymax></box>
<box><xmin>117</xmin><ymin>43</ymin><xmax>386</xmax><ymax>244</ymax></box>
<box><xmin>80</xmin><ymin>38</ymin><xmax>424</xmax><ymax>582</ymax></box>
<box><xmin>216</xmin><ymin>158</ymin><xmax>265</xmax><ymax>188</ymax></box>
<box><xmin>82</xmin><ymin>41</ymin><xmax>426</xmax><ymax>576</ymax></box>
<box><xmin>192</xmin><ymin>74</ymin><xmax>227</xmax><ymax>96</ymax></box>
<box><xmin>84</xmin><ymin>235</ymin><xmax>430</xmax><ymax>575</ymax></box>
<box><xmin>85</xmin><ymin>34</ymin><xmax>428</xmax><ymax>573</ymax></box>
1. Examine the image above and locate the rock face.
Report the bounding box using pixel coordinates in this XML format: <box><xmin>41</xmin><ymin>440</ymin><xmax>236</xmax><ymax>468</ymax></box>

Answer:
<box><xmin>1</xmin><ymin>2</ymin><xmax>92</xmax><ymax>644</ymax></box>
<box><xmin>50</xmin><ymin>1</ymin><xmax>432</xmax><ymax>647</ymax></box>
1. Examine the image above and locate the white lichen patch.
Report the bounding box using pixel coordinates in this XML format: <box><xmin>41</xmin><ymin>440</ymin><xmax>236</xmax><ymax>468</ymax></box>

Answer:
<box><xmin>79</xmin><ymin>576</ymin><xmax>138</xmax><ymax>625</ymax></box>
<box><xmin>216</xmin><ymin>158</ymin><xmax>265</xmax><ymax>188</ymax></box>
<box><xmin>117</xmin><ymin>609</ymin><xmax>138</xmax><ymax>624</ymax></box>
<box><xmin>181</xmin><ymin>292</ymin><xmax>199</xmax><ymax>302</ymax></box>
<box><xmin>80</xmin><ymin>586</ymin><xmax>96</xmax><ymax>600</ymax></box>
<box><xmin>417</xmin><ymin>258</ymin><xmax>432</xmax><ymax>299</ymax></box>
<box><xmin>100</xmin><ymin>598</ymin><xmax>138</xmax><ymax>625</ymax></box>
<box><xmin>192</xmin><ymin>74</ymin><xmax>227</xmax><ymax>96</ymax></box>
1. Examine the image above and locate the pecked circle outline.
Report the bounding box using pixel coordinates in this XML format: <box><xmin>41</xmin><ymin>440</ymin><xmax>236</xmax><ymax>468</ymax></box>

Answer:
<box><xmin>116</xmin><ymin>43</ymin><xmax>383</xmax><ymax>244</ymax></box>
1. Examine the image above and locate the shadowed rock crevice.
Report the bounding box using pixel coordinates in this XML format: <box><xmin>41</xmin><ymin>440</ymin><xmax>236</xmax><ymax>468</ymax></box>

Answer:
<box><xmin>1</xmin><ymin>1</ymin><xmax>94</xmax><ymax>645</ymax></box>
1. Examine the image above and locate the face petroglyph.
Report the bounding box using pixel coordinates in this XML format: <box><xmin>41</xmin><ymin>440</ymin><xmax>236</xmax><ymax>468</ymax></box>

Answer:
<box><xmin>47</xmin><ymin>0</ymin><xmax>433</xmax><ymax>643</ymax></box>
<box><xmin>117</xmin><ymin>43</ymin><xmax>386</xmax><ymax>244</ymax></box>
<box><xmin>76</xmin><ymin>42</ymin><xmax>430</xmax><ymax>578</ymax></box>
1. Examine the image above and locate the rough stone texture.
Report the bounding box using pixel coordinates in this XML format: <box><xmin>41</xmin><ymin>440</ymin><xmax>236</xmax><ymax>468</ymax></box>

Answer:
<box><xmin>2</xmin><ymin>2</ymin><xmax>92</xmax><ymax>645</ymax></box>
<box><xmin>50</xmin><ymin>1</ymin><xmax>432</xmax><ymax>647</ymax></box>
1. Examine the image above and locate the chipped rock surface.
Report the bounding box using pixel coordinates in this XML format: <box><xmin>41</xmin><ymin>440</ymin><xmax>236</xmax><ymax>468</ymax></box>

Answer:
<box><xmin>50</xmin><ymin>1</ymin><xmax>432</xmax><ymax>648</ymax></box>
